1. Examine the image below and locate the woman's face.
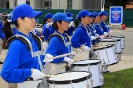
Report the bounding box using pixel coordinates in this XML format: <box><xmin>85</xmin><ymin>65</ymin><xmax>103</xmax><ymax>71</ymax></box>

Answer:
<box><xmin>48</xmin><ymin>18</ymin><xmax>52</xmax><ymax>23</ymax></box>
<box><xmin>82</xmin><ymin>16</ymin><xmax>90</xmax><ymax>25</ymax></box>
<box><xmin>101</xmin><ymin>15</ymin><xmax>108</xmax><ymax>20</ymax></box>
<box><xmin>20</xmin><ymin>17</ymin><xmax>36</xmax><ymax>32</ymax></box>
<box><xmin>88</xmin><ymin>17</ymin><xmax>93</xmax><ymax>23</ymax></box>
<box><xmin>57</xmin><ymin>21</ymin><xmax>69</xmax><ymax>31</ymax></box>
<box><xmin>94</xmin><ymin>16</ymin><xmax>100</xmax><ymax>22</ymax></box>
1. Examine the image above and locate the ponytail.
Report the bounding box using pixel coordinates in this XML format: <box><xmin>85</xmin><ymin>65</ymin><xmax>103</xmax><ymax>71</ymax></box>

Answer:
<box><xmin>42</xmin><ymin>18</ymin><xmax>48</xmax><ymax>26</ymax></box>
<box><xmin>2</xmin><ymin>20</ymin><xmax>12</xmax><ymax>47</ymax></box>
<box><xmin>52</xmin><ymin>21</ymin><xmax>62</xmax><ymax>30</ymax></box>
<box><xmin>74</xmin><ymin>18</ymin><xmax>79</xmax><ymax>28</ymax></box>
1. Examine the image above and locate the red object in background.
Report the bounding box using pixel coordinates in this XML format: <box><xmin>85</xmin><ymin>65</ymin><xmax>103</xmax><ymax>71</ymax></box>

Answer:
<box><xmin>122</xmin><ymin>24</ymin><xmax>126</xmax><ymax>30</ymax></box>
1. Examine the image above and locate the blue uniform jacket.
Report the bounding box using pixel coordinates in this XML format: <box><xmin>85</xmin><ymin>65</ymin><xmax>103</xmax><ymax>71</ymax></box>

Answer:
<box><xmin>87</xmin><ymin>24</ymin><xmax>97</xmax><ymax>44</ymax></box>
<box><xmin>42</xmin><ymin>23</ymin><xmax>54</xmax><ymax>41</ymax></box>
<box><xmin>45</xmin><ymin>31</ymin><xmax>71</xmax><ymax>63</ymax></box>
<box><xmin>65</xmin><ymin>26</ymin><xmax>75</xmax><ymax>36</ymax></box>
<box><xmin>71</xmin><ymin>23</ymin><xmax>91</xmax><ymax>48</ymax></box>
<box><xmin>1</xmin><ymin>30</ymin><xmax>44</xmax><ymax>83</ymax></box>
<box><xmin>100</xmin><ymin>21</ymin><xmax>110</xmax><ymax>33</ymax></box>
<box><xmin>93</xmin><ymin>23</ymin><xmax>104</xmax><ymax>35</ymax></box>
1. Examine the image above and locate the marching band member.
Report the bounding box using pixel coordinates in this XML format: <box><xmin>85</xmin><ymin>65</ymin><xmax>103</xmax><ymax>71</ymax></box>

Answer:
<box><xmin>71</xmin><ymin>10</ymin><xmax>91</xmax><ymax>61</ymax></box>
<box><xmin>100</xmin><ymin>11</ymin><xmax>110</xmax><ymax>36</ymax></box>
<box><xmin>42</xmin><ymin>13</ymin><xmax>54</xmax><ymax>41</ymax></box>
<box><xmin>1</xmin><ymin>4</ymin><xmax>46</xmax><ymax>88</ymax></box>
<box><xmin>86</xmin><ymin>12</ymin><xmax>98</xmax><ymax>45</ymax></box>
<box><xmin>93</xmin><ymin>11</ymin><xmax>108</xmax><ymax>39</ymax></box>
<box><xmin>44</xmin><ymin>13</ymin><xmax>74</xmax><ymax>74</ymax></box>
<box><xmin>93</xmin><ymin>11</ymin><xmax>110</xmax><ymax>73</ymax></box>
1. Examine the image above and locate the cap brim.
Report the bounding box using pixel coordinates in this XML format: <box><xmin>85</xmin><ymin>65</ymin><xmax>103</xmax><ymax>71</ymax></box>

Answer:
<box><xmin>87</xmin><ymin>13</ymin><xmax>94</xmax><ymax>18</ymax></box>
<box><xmin>63</xmin><ymin>17</ymin><xmax>73</xmax><ymax>21</ymax></box>
<box><xmin>27</xmin><ymin>11</ymin><xmax>42</xmax><ymax>18</ymax></box>
<box><xmin>71</xmin><ymin>14</ymin><xmax>74</xmax><ymax>16</ymax></box>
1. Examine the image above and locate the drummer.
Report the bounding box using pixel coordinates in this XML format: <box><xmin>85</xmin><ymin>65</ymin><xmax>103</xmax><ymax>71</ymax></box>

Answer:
<box><xmin>93</xmin><ymin>11</ymin><xmax>108</xmax><ymax>39</ymax></box>
<box><xmin>42</xmin><ymin>13</ymin><xmax>54</xmax><ymax>41</ymax></box>
<box><xmin>44</xmin><ymin>13</ymin><xmax>74</xmax><ymax>74</ymax></box>
<box><xmin>99</xmin><ymin>11</ymin><xmax>110</xmax><ymax>36</ymax></box>
<box><xmin>71</xmin><ymin>10</ymin><xmax>91</xmax><ymax>61</ymax></box>
<box><xmin>86</xmin><ymin>11</ymin><xmax>99</xmax><ymax>45</ymax></box>
<box><xmin>1</xmin><ymin>4</ymin><xmax>46</xmax><ymax>87</ymax></box>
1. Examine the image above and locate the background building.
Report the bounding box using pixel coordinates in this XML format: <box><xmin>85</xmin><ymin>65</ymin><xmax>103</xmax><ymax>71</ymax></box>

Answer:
<box><xmin>0</xmin><ymin>0</ymin><xmax>101</xmax><ymax>10</ymax></box>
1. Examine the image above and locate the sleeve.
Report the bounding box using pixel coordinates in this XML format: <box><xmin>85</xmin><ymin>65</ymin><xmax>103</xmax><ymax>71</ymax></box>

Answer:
<box><xmin>65</xmin><ymin>27</ymin><xmax>75</xmax><ymax>36</ymax></box>
<box><xmin>42</xmin><ymin>24</ymin><xmax>50</xmax><ymax>41</ymax></box>
<box><xmin>71</xmin><ymin>28</ymin><xmax>82</xmax><ymax>48</ymax></box>
<box><xmin>42</xmin><ymin>25</ymin><xmax>54</xmax><ymax>41</ymax></box>
<box><xmin>1</xmin><ymin>41</ymin><xmax>32</xmax><ymax>83</ymax></box>
<box><xmin>100</xmin><ymin>22</ymin><xmax>108</xmax><ymax>32</ymax></box>
<box><xmin>94</xmin><ymin>25</ymin><xmax>104</xmax><ymax>35</ymax></box>
<box><xmin>35</xmin><ymin>29</ymin><xmax>40</xmax><ymax>37</ymax></box>
<box><xmin>45</xmin><ymin>37</ymin><xmax>64</xmax><ymax>63</ymax></box>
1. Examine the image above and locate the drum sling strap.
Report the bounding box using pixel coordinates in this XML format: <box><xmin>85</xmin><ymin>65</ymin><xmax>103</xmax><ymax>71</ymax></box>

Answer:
<box><xmin>47</xmin><ymin>33</ymin><xmax>71</xmax><ymax>46</ymax></box>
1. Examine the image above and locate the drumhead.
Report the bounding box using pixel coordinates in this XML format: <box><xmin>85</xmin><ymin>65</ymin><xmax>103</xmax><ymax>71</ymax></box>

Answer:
<box><xmin>115</xmin><ymin>39</ymin><xmax>121</xmax><ymax>41</ymax></box>
<box><xmin>105</xmin><ymin>44</ymin><xmax>115</xmax><ymax>47</ymax></box>
<box><xmin>99</xmin><ymin>39</ymin><xmax>116</xmax><ymax>42</ymax></box>
<box><xmin>111</xmin><ymin>35</ymin><xmax>125</xmax><ymax>38</ymax></box>
<box><xmin>73</xmin><ymin>59</ymin><xmax>101</xmax><ymax>66</ymax></box>
<box><xmin>93</xmin><ymin>46</ymin><xmax>108</xmax><ymax>51</ymax></box>
<box><xmin>47</xmin><ymin>72</ymin><xmax>91</xmax><ymax>84</ymax></box>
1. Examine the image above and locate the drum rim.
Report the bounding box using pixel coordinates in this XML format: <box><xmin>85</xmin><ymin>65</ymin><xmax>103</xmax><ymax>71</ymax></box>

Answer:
<box><xmin>111</xmin><ymin>35</ymin><xmax>125</xmax><ymax>38</ymax></box>
<box><xmin>47</xmin><ymin>71</ymin><xmax>92</xmax><ymax>84</ymax></box>
<box><xmin>73</xmin><ymin>59</ymin><xmax>101</xmax><ymax>66</ymax></box>
<box><xmin>105</xmin><ymin>44</ymin><xmax>115</xmax><ymax>47</ymax></box>
<box><xmin>99</xmin><ymin>39</ymin><xmax>121</xmax><ymax>42</ymax></box>
<box><xmin>93</xmin><ymin>46</ymin><xmax>108</xmax><ymax>51</ymax></box>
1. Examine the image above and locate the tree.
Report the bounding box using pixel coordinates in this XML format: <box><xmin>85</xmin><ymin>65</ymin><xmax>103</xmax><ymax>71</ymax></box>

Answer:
<box><xmin>105</xmin><ymin>0</ymin><xmax>127</xmax><ymax>9</ymax></box>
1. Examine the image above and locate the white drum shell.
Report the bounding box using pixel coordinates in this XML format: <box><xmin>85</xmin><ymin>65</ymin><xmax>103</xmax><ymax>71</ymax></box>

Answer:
<box><xmin>99</xmin><ymin>38</ymin><xmax>122</xmax><ymax>54</ymax></box>
<box><xmin>93</xmin><ymin>47</ymin><xmax>109</xmax><ymax>65</ymax></box>
<box><xmin>72</xmin><ymin>60</ymin><xmax>104</xmax><ymax>87</ymax></box>
<box><xmin>48</xmin><ymin>72</ymin><xmax>93</xmax><ymax>88</ymax></box>
<box><xmin>105</xmin><ymin>45</ymin><xmax>118</xmax><ymax>65</ymax></box>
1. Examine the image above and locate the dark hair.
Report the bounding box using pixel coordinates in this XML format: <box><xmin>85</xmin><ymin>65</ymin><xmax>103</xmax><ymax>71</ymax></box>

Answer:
<box><xmin>52</xmin><ymin>21</ymin><xmax>62</xmax><ymax>30</ymax></box>
<box><xmin>2</xmin><ymin>21</ymin><xmax>13</xmax><ymax>47</ymax></box>
<box><xmin>74</xmin><ymin>16</ymin><xmax>85</xmax><ymax>28</ymax></box>
<box><xmin>42</xmin><ymin>18</ymin><xmax>48</xmax><ymax>26</ymax></box>
<box><xmin>2</xmin><ymin>17</ymin><xmax>25</xmax><ymax>47</ymax></box>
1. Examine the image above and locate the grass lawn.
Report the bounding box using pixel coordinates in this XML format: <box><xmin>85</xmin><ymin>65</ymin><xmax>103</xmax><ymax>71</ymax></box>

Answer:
<box><xmin>102</xmin><ymin>68</ymin><xmax>133</xmax><ymax>88</ymax></box>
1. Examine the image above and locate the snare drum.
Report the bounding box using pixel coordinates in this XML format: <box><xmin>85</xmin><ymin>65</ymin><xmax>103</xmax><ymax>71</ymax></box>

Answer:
<box><xmin>105</xmin><ymin>44</ymin><xmax>119</xmax><ymax>65</ymax></box>
<box><xmin>111</xmin><ymin>35</ymin><xmax>125</xmax><ymax>49</ymax></box>
<box><xmin>93</xmin><ymin>46</ymin><xmax>109</xmax><ymax>65</ymax></box>
<box><xmin>99</xmin><ymin>38</ymin><xmax>122</xmax><ymax>54</ymax></box>
<box><xmin>47</xmin><ymin>72</ymin><xmax>93</xmax><ymax>88</ymax></box>
<box><xmin>72</xmin><ymin>59</ymin><xmax>104</xmax><ymax>87</ymax></box>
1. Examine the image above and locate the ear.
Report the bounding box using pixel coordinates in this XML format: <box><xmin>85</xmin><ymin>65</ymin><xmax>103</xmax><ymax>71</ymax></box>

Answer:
<box><xmin>17</xmin><ymin>18</ymin><xmax>23</xmax><ymax>24</ymax></box>
<box><xmin>57</xmin><ymin>21</ymin><xmax>61</xmax><ymax>27</ymax></box>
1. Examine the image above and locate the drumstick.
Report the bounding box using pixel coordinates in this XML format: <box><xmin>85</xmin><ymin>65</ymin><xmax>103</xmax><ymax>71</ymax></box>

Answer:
<box><xmin>43</xmin><ymin>52</ymin><xmax>76</xmax><ymax>62</ymax></box>
<box><xmin>53</xmin><ymin>52</ymin><xmax>75</xmax><ymax>59</ymax></box>
<box><xmin>73</xmin><ymin>52</ymin><xmax>88</xmax><ymax>62</ymax></box>
<box><xmin>61</xmin><ymin>51</ymin><xmax>88</xmax><ymax>69</ymax></box>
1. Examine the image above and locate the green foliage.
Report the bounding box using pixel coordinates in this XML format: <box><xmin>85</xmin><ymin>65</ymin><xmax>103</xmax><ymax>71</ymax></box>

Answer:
<box><xmin>102</xmin><ymin>68</ymin><xmax>133</xmax><ymax>88</ymax></box>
